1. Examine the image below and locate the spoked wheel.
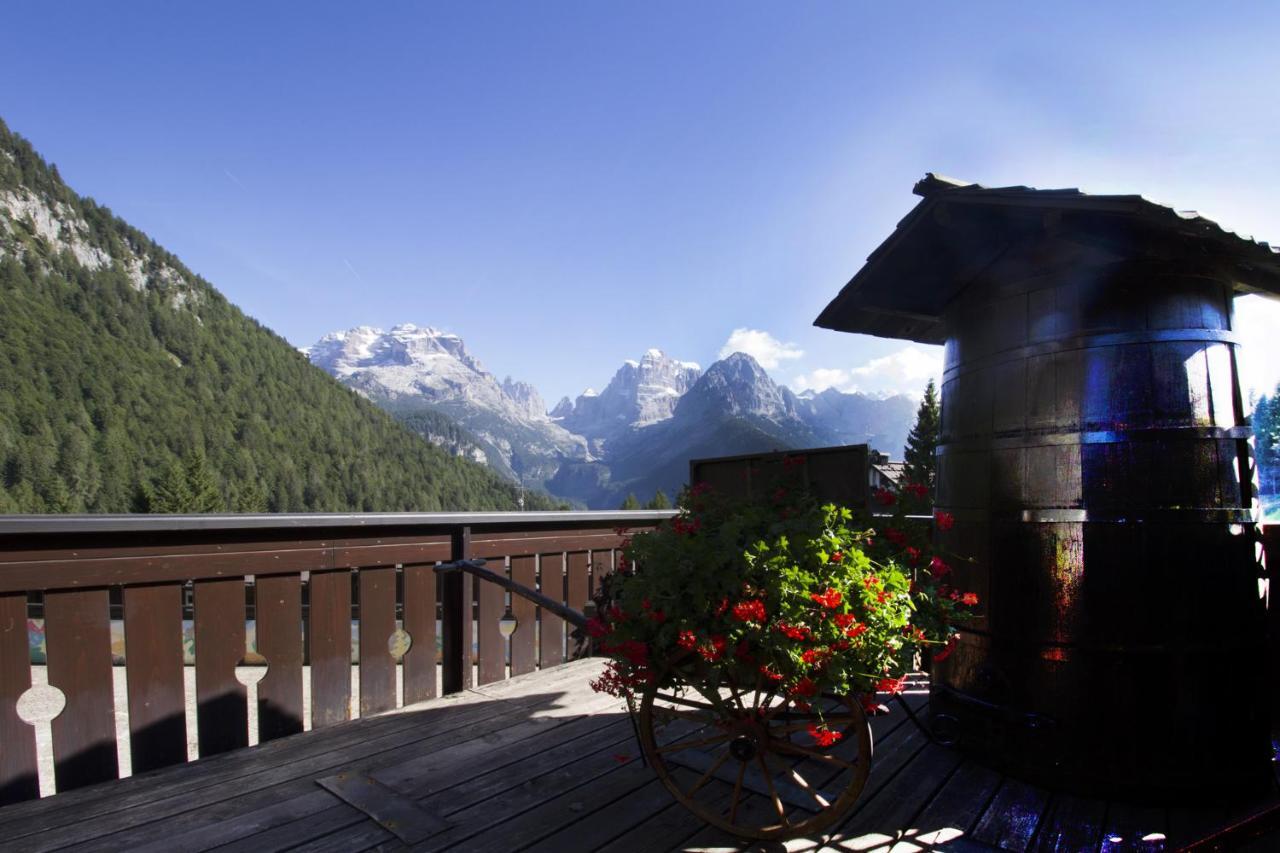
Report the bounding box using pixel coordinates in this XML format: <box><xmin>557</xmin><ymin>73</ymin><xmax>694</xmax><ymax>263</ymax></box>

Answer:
<box><xmin>636</xmin><ymin>672</ymin><xmax>872</xmax><ymax>841</ymax></box>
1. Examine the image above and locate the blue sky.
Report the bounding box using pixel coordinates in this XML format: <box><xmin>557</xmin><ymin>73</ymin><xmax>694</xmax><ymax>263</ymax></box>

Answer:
<box><xmin>4</xmin><ymin>1</ymin><xmax>1280</xmax><ymax>404</ymax></box>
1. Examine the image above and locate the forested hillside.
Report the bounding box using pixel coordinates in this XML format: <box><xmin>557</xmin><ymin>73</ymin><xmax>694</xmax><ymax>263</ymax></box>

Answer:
<box><xmin>0</xmin><ymin>118</ymin><xmax>559</xmax><ymax>512</ymax></box>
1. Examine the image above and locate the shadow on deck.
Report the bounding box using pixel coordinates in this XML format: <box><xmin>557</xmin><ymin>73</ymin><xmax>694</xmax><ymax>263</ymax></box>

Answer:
<box><xmin>0</xmin><ymin>659</ymin><xmax>1275</xmax><ymax>852</ymax></box>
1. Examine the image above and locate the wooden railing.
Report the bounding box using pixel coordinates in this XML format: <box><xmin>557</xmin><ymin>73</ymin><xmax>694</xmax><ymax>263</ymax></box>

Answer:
<box><xmin>0</xmin><ymin>511</ymin><xmax>672</xmax><ymax>805</ymax></box>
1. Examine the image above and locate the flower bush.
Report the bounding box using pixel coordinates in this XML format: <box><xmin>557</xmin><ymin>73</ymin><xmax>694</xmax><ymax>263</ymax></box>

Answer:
<box><xmin>588</xmin><ymin>462</ymin><xmax>977</xmax><ymax>725</ymax></box>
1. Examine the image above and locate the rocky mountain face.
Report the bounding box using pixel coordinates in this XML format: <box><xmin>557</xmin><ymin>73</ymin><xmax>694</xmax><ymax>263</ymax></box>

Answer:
<box><xmin>555</xmin><ymin>349</ymin><xmax>701</xmax><ymax>450</ymax></box>
<box><xmin>308</xmin><ymin>329</ymin><xmax>918</xmax><ymax>509</ymax></box>
<box><xmin>305</xmin><ymin>325</ymin><xmax>588</xmax><ymax>485</ymax></box>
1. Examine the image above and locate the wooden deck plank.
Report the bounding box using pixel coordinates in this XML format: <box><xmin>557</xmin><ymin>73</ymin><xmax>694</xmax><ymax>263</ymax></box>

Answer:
<box><xmin>888</xmin><ymin>759</ymin><xmax>1002</xmax><ymax>851</ymax></box>
<box><xmin>826</xmin><ymin>740</ymin><xmax>965</xmax><ymax>851</ymax></box>
<box><xmin>1030</xmin><ymin>793</ymin><xmax>1106</xmax><ymax>853</ymax></box>
<box><xmin>235</xmin><ymin>707</ymin><xmax>636</xmax><ymax>852</ymax></box>
<box><xmin>969</xmin><ymin>776</ymin><xmax>1053</xmax><ymax>852</ymax></box>
<box><xmin>1097</xmin><ymin>801</ymin><xmax>1167</xmax><ymax>851</ymax></box>
<box><xmin>0</xmin><ymin>664</ymin><xmax>1273</xmax><ymax>853</ymax></box>
<box><xmin>1</xmin><ymin>663</ymin><xmax>601</xmax><ymax>850</ymax></box>
<box><xmin>0</xmin><ymin>662</ymin><xmax>588</xmax><ymax>831</ymax></box>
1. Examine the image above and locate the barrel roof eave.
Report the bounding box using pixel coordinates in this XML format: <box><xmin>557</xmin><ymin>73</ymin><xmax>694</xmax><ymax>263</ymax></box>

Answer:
<box><xmin>814</xmin><ymin>173</ymin><xmax>1280</xmax><ymax>344</ymax></box>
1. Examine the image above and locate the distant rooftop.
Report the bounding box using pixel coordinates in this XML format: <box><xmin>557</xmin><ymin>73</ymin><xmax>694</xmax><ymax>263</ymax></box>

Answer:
<box><xmin>815</xmin><ymin>173</ymin><xmax>1280</xmax><ymax>344</ymax></box>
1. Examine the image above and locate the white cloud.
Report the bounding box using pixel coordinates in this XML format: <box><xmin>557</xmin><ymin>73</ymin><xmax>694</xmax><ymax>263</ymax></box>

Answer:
<box><xmin>718</xmin><ymin>328</ymin><xmax>804</xmax><ymax>369</ymax></box>
<box><xmin>791</xmin><ymin>345</ymin><xmax>943</xmax><ymax>397</ymax></box>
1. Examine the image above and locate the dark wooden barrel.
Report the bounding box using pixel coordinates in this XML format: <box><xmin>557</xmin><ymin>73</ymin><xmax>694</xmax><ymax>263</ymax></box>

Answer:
<box><xmin>931</xmin><ymin>258</ymin><xmax>1270</xmax><ymax>800</ymax></box>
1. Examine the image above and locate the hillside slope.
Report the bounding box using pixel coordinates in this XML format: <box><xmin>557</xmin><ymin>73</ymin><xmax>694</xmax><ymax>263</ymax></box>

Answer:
<box><xmin>0</xmin><ymin>118</ymin><xmax>557</xmax><ymax>512</ymax></box>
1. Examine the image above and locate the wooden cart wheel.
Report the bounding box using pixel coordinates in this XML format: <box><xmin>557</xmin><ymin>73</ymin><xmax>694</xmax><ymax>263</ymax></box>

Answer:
<box><xmin>636</xmin><ymin>671</ymin><xmax>873</xmax><ymax>841</ymax></box>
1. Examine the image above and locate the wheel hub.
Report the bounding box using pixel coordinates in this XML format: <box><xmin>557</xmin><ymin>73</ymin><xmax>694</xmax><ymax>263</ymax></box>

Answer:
<box><xmin>729</xmin><ymin>735</ymin><xmax>757</xmax><ymax>762</ymax></box>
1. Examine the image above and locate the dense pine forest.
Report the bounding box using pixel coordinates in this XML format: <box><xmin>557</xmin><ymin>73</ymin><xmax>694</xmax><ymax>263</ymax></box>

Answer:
<box><xmin>0</xmin><ymin>118</ymin><xmax>560</xmax><ymax>513</ymax></box>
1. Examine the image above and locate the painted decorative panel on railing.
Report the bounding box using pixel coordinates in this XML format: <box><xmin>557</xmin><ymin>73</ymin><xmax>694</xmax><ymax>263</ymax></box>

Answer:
<box><xmin>0</xmin><ymin>511</ymin><xmax>669</xmax><ymax>805</ymax></box>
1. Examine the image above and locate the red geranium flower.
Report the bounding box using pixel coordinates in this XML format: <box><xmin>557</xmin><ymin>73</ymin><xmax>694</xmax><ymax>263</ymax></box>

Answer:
<box><xmin>833</xmin><ymin>612</ymin><xmax>856</xmax><ymax>628</ymax></box>
<box><xmin>905</xmin><ymin>546</ymin><xmax>921</xmax><ymax>564</ymax></box>
<box><xmin>846</xmin><ymin>622</ymin><xmax>868</xmax><ymax>639</ymax></box>
<box><xmin>809</xmin><ymin>587</ymin><xmax>842</xmax><ymax>609</ymax></box>
<box><xmin>677</xmin><ymin>630</ymin><xmax>698</xmax><ymax>650</ymax></box>
<box><xmin>698</xmin><ymin>635</ymin><xmax>727</xmax><ymax>661</ymax></box>
<box><xmin>935</xmin><ymin>511</ymin><xmax>955</xmax><ymax>531</ymax></box>
<box><xmin>905</xmin><ymin>482</ymin><xmax>929</xmax><ymax>499</ymax></box>
<box><xmin>829</xmin><ymin>551</ymin><xmax>844</xmax><ymax>563</ymax></box>
<box><xmin>732</xmin><ymin>599</ymin><xmax>767</xmax><ymax>623</ymax></box>
<box><xmin>801</xmin><ymin>647</ymin><xmax>829</xmax><ymax>665</ymax></box>
<box><xmin>928</xmin><ymin>556</ymin><xmax>951</xmax><ymax>578</ymax></box>
<box><xmin>620</xmin><ymin>640</ymin><xmax>649</xmax><ymax>667</ymax></box>
<box><xmin>714</xmin><ymin>597</ymin><xmax>730</xmax><ymax>617</ymax></box>
<box><xmin>873</xmin><ymin>488</ymin><xmax>897</xmax><ymax>507</ymax></box>
<box><xmin>789</xmin><ymin>677</ymin><xmax>818</xmax><ymax>698</ymax></box>
<box><xmin>776</xmin><ymin>621</ymin><xmax>812</xmax><ymax>641</ymax></box>
<box><xmin>807</xmin><ymin>723</ymin><xmax>843</xmax><ymax>747</ymax></box>
<box><xmin>876</xmin><ymin>675</ymin><xmax>907</xmax><ymax>695</ymax></box>
<box><xmin>961</xmin><ymin>592</ymin><xmax>979</xmax><ymax>606</ymax></box>
<box><xmin>585</xmin><ymin>616</ymin><xmax>609</xmax><ymax>638</ymax></box>
<box><xmin>759</xmin><ymin>663</ymin><xmax>784</xmax><ymax>681</ymax></box>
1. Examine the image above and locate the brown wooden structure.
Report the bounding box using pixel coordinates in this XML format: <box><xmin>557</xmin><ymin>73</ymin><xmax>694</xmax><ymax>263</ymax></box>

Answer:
<box><xmin>0</xmin><ymin>510</ymin><xmax>669</xmax><ymax>805</ymax></box>
<box><xmin>0</xmin><ymin>512</ymin><xmax>1277</xmax><ymax>847</ymax></box>
<box><xmin>816</xmin><ymin>174</ymin><xmax>1280</xmax><ymax>800</ymax></box>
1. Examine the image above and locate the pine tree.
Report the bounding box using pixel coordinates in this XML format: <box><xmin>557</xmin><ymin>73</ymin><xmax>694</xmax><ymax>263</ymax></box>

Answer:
<box><xmin>1254</xmin><ymin>392</ymin><xmax>1279</xmax><ymax>495</ymax></box>
<box><xmin>146</xmin><ymin>458</ymin><xmax>192</xmax><ymax>513</ymax></box>
<box><xmin>184</xmin><ymin>450</ymin><xmax>224</xmax><ymax>512</ymax></box>
<box><xmin>646</xmin><ymin>490</ymin><xmax>671</xmax><ymax>510</ymax></box>
<box><xmin>902</xmin><ymin>379</ymin><xmax>940</xmax><ymax>489</ymax></box>
<box><xmin>620</xmin><ymin>493</ymin><xmax>641</xmax><ymax>510</ymax></box>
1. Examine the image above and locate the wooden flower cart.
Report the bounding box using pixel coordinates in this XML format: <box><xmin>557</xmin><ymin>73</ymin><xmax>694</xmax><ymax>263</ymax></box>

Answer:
<box><xmin>437</xmin><ymin>557</ymin><xmax>883</xmax><ymax>841</ymax></box>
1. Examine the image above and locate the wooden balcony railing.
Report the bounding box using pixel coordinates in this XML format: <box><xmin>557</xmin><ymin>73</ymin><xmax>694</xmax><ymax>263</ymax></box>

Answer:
<box><xmin>0</xmin><ymin>511</ymin><xmax>673</xmax><ymax>806</ymax></box>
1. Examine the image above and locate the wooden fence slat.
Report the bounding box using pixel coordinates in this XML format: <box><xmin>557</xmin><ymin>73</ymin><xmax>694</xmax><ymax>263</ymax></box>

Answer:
<box><xmin>402</xmin><ymin>565</ymin><xmax>436</xmax><ymax>705</ymax></box>
<box><xmin>509</xmin><ymin>556</ymin><xmax>537</xmax><ymax>677</ymax></box>
<box><xmin>476</xmin><ymin>562</ymin><xmax>505</xmax><ymax>685</ymax></box>
<box><xmin>0</xmin><ymin>592</ymin><xmax>38</xmax><ymax>805</ymax></box>
<box><xmin>122</xmin><ymin>584</ymin><xmax>186</xmax><ymax>773</ymax></box>
<box><xmin>566</xmin><ymin>552</ymin><xmax>590</xmax><ymax>661</ymax></box>
<box><xmin>539</xmin><ymin>553</ymin><xmax>565</xmax><ymax>669</ymax></box>
<box><xmin>590</xmin><ymin>549</ymin><xmax>613</xmax><ymax>594</ymax></box>
<box><xmin>442</xmin><ymin>528</ymin><xmax>473</xmax><ymax>694</ymax></box>
<box><xmin>309</xmin><ymin>569</ymin><xmax>352</xmax><ymax>729</ymax></box>
<box><xmin>44</xmin><ymin>588</ymin><xmax>118</xmax><ymax>791</ymax></box>
<box><xmin>255</xmin><ymin>574</ymin><xmax>303</xmax><ymax>741</ymax></box>
<box><xmin>194</xmin><ymin>578</ymin><xmax>248</xmax><ymax>757</ymax></box>
<box><xmin>358</xmin><ymin>567</ymin><xmax>397</xmax><ymax>716</ymax></box>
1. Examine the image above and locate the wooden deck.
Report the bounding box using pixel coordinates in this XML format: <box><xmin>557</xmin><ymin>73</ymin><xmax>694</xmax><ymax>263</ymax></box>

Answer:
<box><xmin>0</xmin><ymin>659</ymin><xmax>1275</xmax><ymax>852</ymax></box>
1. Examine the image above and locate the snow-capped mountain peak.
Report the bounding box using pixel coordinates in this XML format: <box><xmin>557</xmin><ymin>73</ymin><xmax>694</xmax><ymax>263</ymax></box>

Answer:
<box><xmin>559</xmin><ymin>348</ymin><xmax>703</xmax><ymax>441</ymax></box>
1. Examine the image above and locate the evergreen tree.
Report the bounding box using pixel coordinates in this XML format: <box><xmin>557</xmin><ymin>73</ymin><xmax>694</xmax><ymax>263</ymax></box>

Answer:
<box><xmin>902</xmin><ymin>379</ymin><xmax>940</xmax><ymax>489</ymax></box>
<box><xmin>146</xmin><ymin>458</ymin><xmax>193</xmax><ymax>513</ymax></box>
<box><xmin>184</xmin><ymin>450</ymin><xmax>223</xmax><ymax>512</ymax></box>
<box><xmin>1254</xmin><ymin>392</ymin><xmax>1279</xmax><ymax>495</ymax></box>
<box><xmin>620</xmin><ymin>493</ymin><xmax>641</xmax><ymax>510</ymax></box>
<box><xmin>646</xmin><ymin>490</ymin><xmax>671</xmax><ymax>510</ymax></box>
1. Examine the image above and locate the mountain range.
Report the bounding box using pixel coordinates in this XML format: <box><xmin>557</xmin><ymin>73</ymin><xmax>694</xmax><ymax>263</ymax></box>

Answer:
<box><xmin>0</xmin><ymin>118</ymin><xmax>559</xmax><ymax>513</ymax></box>
<box><xmin>306</xmin><ymin>327</ymin><xmax>918</xmax><ymax>508</ymax></box>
